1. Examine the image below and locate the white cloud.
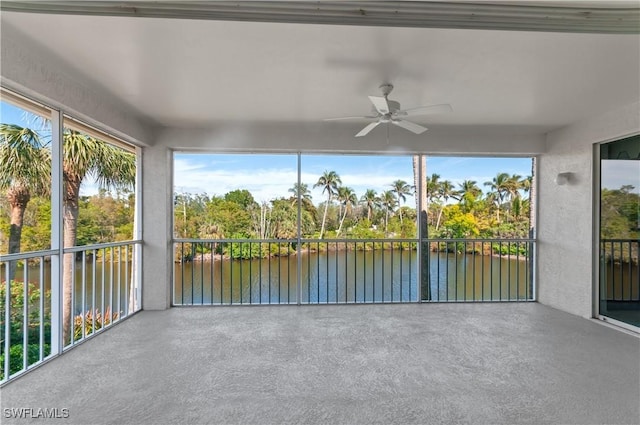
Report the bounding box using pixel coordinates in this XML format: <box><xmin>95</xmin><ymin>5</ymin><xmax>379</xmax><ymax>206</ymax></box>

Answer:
<box><xmin>601</xmin><ymin>160</ymin><xmax>640</xmax><ymax>193</ymax></box>
<box><xmin>174</xmin><ymin>157</ymin><xmax>416</xmax><ymax>204</ymax></box>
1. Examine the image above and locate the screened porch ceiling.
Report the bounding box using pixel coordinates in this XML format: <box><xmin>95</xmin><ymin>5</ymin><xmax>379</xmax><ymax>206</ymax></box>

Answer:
<box><xmin>1</xmin><ymin>1</ymin><xmax>639</xmax><ymax>148</ymax></box>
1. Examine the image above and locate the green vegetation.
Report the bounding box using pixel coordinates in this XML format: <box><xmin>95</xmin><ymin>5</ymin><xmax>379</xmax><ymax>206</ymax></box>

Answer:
<box><xmin>601</xmin><ymin>185</ymin><xmax>640</xmax><ymax>240</ymax></box>
<box><xmin>0</xmin><ymin>280</ymin><xmax>111</xmax><ymax>380</ymax></box>
<box><xmin>171</xmin><ymin>169</ymin><xmax>536</xmax><ymax>261</ymax></box>
<box><xmin>0</xmin><ymin>123</ymin><xmax>136</xmax><ymax>345</ymax></box>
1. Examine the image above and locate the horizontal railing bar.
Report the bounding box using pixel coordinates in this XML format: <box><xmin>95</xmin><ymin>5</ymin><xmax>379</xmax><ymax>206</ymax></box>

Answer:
<box><xmin>174</xmin><ymin>238</ymin><xmax>296</xmax><ymax>244</ymax></box>
<box><xmin>0</xmin><ymin>249</ymin><xmax>58</xmax><ymax>262</ymax></box>
<box><xmin>174</xmin><ymin>238</ymin><xmax>536</xmax><ymax>244</ymax></box>
<box><xmin>63</xmin><ymin>240</ymin><xmax>142</xmax><ymax>253</ymax></box>
<box><xmin>601</xmin><ymin>239</ymin><xmax>640</xmax><ymax>243</ymax></box>
<box><xmin>299</xmin><ymin>238</ymin><xmax>417</xmax><ymax>243</ymax></box>
<box><xmin>425</xmin><ymin>238</ymin><xmax>535</xmax><ymax>243</ymax></box>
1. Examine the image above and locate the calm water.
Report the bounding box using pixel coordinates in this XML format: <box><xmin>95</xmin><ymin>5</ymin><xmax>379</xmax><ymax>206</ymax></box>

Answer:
<box><xmin>5</xmin><ymin>259</ymin><xmax>133</xmax><ymax>315</ymax></box>
<box><xmin>5</xmin><ymin>251</ymin><xmax>534</xmax><ymax>311</ymax></box>
<box><xmin>174</xmin><ymin>250</ymin><xmax>533</xmax><ymax>304</ymax></box>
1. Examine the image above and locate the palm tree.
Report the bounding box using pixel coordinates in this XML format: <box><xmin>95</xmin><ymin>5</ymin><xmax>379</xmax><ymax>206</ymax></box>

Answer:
<box><xmin>458</xmin><ymin>179</ymin><xmax>482</xmax><ymax>213</ymax></box>
<box><xmin>1</xmin><ymin>125</ymin><xmax>135</xmax><ymax>344</ymax></box>
<box><xmin>426</xmin><ymin>173</ymin><xmax>441</xmax><ymax>205</ymax></box>
<box><xmin>313</xmin><ymin>170</ymin><xmax>341</xmax><ymax>239</ymax></box>
<box><xmin>426</xmin><ymin>173</ymin><xmax>441</xmax><ymax>226</ymax></box>
<box><xmin>435</xmin><ymin>180</ymin><xmax>459</xmax><ymax>231</ymax></box>
<box><xmin>62</xmin><ymin>130</ymin><xmax>136</xmax><ymax>344</ymax></box>
<box><xmin>0</xmin><ymin>124</ymin><xmax>51</xmax><ymax>278</ymax></box>
<box><xmin>484</xmin><ymin>172</ymin><xmax>511</xmax><ymax>223</ymax></box>
<box><xmin>458</xmin><ymin>179</ymin><xmax>482</xmax><ymax>199</ymax></box>
<box><xmin>390</xmin><ymin>179</ymin><xmax>413</xmax><ymax>224</ymax></box>
<box><xmin>288</xmin><ymin>182</ymin><xmax>312</xmax><ymax>206</ymax></box>
<box><xmin>336</xmin><ymin>186</ymin><xmax>357</xmax><ymax>236</ymax></box>
<box><xmin>377</xmin><ymin>190</ymin><xmax>397</xmax><ymax>233</ymax></box>
<box><xmin>360</xmin><ymin>189</ymin><xmax>377</xmax><ymax>221</ymax></box>
<box><xmin>503</xmin><ymin>174</ymin><xmax>523</xmax><ymax>222</ymax></box>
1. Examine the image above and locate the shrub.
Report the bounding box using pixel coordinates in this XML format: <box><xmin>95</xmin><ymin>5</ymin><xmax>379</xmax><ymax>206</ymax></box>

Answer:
<box><xmin>73</xmin><ymin>307</ymin><xmax>120</xmax><ymax>341</ymax></box>
<box><xmin>0</xmin><ymin>343</ymin><xmax>51</xmax><ymax>381</ymax></box>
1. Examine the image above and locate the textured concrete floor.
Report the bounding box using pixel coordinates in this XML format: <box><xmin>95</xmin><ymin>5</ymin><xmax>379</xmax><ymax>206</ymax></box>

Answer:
<box><xmin>1</xmin><ymin>303</ymin><xmax>638</xmax><ymax>425</ymax></box>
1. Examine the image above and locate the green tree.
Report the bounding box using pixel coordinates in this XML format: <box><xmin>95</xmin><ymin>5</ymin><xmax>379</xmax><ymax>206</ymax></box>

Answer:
<box><xmin>390</xmin><ymin>179</ymin><xmax>413</xmax><ymax>224</ymax></box>
<box><xmin>224</xmin><ymin>189</ymin><xmax>256</xmax><ymax>209</ymax></box>
<box><xmin>61</xmin><ymin>130</ymin><xmax>136</xmax><ymax>344</ymax></box>
<box><xmin>440</xmin><ymin>205</ymin><xmax>480</xmax><ymax>239</ymax></box>
<box><xmin>484</xmin><ymin>172</ymin><xmax>511</xmax><ymax>224</ymax></box>
<box><xmin>377</xmin><ymin>190</ymin><xmax>397</xmax><ymax>233</ymax></box>
<box><xmin>336</xmin><ymin>186</ymin><xmax>357</xmax><ymax>236</ymax></box>
<box><xmin>435</xmin><ymin>180</ymin><xmax>459</xmax><ymax>231</ymax></box>
<box><xmin>458</xmin><ymin>180</ymin><xmax>482</xmax><ymax>214</ymax></box>
<box><xmin>206</xmin><ymin>197</ymin><xmax>252</xmax><ymax>237</ymax></box>
<box><xmin>360</xmin><ymin>189</ymin><xmax>377</xmax><ymax>222</ymax></box>
<box><xmin>0</xmin><ymin>124</ymin><xmax>51</xmax><ymax>271</ymax></box>
<box><xmin>426</xmin><ymin>173</ymin><xmax>441</xmax><ymax>226</ymax></box>
<box><xmin>288</xmin><ymin>182</ymin><xmax>312</xmax><ymax>205</ymax></box>
<box><xmin>313</xmin><ymin>170</ymin><xmax>341</xmax><ymax>239</ymax></box>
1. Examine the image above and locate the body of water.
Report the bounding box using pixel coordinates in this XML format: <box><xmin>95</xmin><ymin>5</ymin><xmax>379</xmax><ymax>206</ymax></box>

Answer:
<box><xmin>174</xmin><ymin>250</ymin><xmax>533</xmax><ymax>304</ymax></box>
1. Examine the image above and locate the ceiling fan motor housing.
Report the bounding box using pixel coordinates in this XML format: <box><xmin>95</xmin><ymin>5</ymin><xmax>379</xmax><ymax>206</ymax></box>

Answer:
<box><xmin>373</xmin><ymin>99</ymin><xmax>401</xmax><ymax>117</ymax></box>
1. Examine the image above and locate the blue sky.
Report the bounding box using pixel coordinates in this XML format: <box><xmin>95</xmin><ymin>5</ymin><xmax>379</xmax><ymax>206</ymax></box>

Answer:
<box><xmin>174</xmin><ymin>153</ymin><xmax>534</xmax><ymax>205</ymax></box>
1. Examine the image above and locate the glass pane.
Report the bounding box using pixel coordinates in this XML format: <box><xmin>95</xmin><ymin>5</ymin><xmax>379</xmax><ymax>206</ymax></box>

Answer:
<box><xmin>600</xmin><ymin>136</ymin><xmax>640</xmax><ymax>327</ymax></box>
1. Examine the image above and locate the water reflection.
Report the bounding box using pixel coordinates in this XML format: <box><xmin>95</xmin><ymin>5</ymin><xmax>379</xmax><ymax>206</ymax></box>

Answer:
<box><xmin>174</xmin><ymin>250</ymin><xmax>532</xmax><ymax>304</ymax></box>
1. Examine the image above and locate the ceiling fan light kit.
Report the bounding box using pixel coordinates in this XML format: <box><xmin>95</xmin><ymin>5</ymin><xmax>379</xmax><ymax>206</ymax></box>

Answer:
<box><xmin>324</xmin><ymin>84</ymin><xmax>453</xmax><ymax>137</ymax></box>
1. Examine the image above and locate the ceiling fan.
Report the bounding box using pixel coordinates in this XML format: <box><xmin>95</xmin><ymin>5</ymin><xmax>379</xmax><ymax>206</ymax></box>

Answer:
<box><xmin>324</xmin><ymin>84</ymin><xmax>452</xmax><ymax>137</ymax></box>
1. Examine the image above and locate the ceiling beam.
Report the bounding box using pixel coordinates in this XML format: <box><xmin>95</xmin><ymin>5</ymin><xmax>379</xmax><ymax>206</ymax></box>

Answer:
<box><xmin>1</xmin><ymin>1</ymin><xmax>639</xmax><ymax>34</ymax></box>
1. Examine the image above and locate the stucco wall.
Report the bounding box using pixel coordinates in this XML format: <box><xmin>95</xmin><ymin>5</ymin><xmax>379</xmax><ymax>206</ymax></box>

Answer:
<box><xmin>0</xmin><ymin>20</ymin><xmax>154</xmax><ymax>146</ymax></box>
<box><xmin>141</xmin><ymin>145</ymin><xmax>174</xmax><ymax>310</ymax></box>
<box><xmin>538</xmin><ymin>101</ymin><xmax>640</xmax><ymax>318</ymax></box>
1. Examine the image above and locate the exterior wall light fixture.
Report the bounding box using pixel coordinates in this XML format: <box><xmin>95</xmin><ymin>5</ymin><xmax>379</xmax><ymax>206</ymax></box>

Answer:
<box><xmin>554</xmin><ymin>172</ymin><xmax>574</xmax><ymax>186</ymax></box>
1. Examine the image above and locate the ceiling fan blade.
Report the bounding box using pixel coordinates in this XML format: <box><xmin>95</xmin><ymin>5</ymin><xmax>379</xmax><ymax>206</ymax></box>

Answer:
<box><xmin>368</xmin><ymin>96</ymin><xmax>390</xmax><ymax>114</ymax></box>
<box><xmin>397</xmin><ymin>103</ymin><xmax>453</xmax><ymax>117</ymax></box>
<box><xmin>392</xmin><ymin>119</ymin><xmax>428</xmax><ymax>134</ymax></box>
<box><xmin>323</xmin><ymin>115</ymin><xmax>378</xmax><ymax>121</ymax></box>
<box><xmin>355</xmin><ymin>121</ymin><xmax>381</xmax><ymax>137</ymax></box>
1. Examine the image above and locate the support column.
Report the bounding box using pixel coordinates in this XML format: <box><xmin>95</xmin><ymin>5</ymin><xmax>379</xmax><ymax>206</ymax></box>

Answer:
<box><xmin>142</xmin><ymin>144</ymin><xmax>173</xmax><ymax>310</ymax></box>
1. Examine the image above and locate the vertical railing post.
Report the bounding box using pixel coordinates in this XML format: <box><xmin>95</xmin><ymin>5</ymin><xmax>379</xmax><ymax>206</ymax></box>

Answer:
<box><xmin>296</xmin><ymin>153</ymin><xmax>302</xmax><ymax>305</ymax></box>
<box><xmin>50</xmin><ymin>109</ymin><xmax>63</xmax><ymax>355</ymax></box>
<box><xmin>3</xmin><ymin>264</ymin><xmax>10</xmax><ymax>380</ymax></box>
<box><xmin>133</xmin><ymin>147</ymin><xmax>143</xmax><ymax>312</ymax></box>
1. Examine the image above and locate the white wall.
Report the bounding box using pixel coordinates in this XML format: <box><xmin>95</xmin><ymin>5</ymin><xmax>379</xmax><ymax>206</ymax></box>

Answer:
<box><xmin>538</xmin><ymin>101</ymin><xmax>640</xmax><ymax>318</ymax></box>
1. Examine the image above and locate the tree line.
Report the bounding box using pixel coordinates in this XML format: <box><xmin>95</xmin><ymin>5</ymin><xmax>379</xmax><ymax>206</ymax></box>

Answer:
<box><xmin>174</xmin><ymin>169</ymin><xmax>534</xmax><ymax>242</ymax></box>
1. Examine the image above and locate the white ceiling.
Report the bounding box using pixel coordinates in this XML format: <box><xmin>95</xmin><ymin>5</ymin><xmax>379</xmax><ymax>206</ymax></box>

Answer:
<box><xmin>1</xmin><ymin>9</ymin><xmax>639</xmax><ymax>135</ymax></box>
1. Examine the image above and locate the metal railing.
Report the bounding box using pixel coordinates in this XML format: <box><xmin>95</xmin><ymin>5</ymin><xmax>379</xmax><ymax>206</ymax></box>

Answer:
<box><xmin>427</xmin><ymin>239</ymin><xmax>534</xmax><ymax>302</ymax></box>
<box><xmin>601</xmin><ymin>239</ymin><xmax>639</xmax><ymax>302</ymax></box>
<box><xmin>63</xmin><ymin>241</ymin><xmax>142</xmax><ymax>348</ymax></box>
<box><xmin>1</xmin><ymin>249</ymin><xmax>55</xmax><ymax>383</ymax></box>
<box><xmin>173</xmin><ymin>238</ymin><xmax>535</xmax><ymax>305</ymax></box>
<box><xmin>0</xmin><ymin>240</ymin><xmax>141</xmax><ymax>383</ymax></box>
